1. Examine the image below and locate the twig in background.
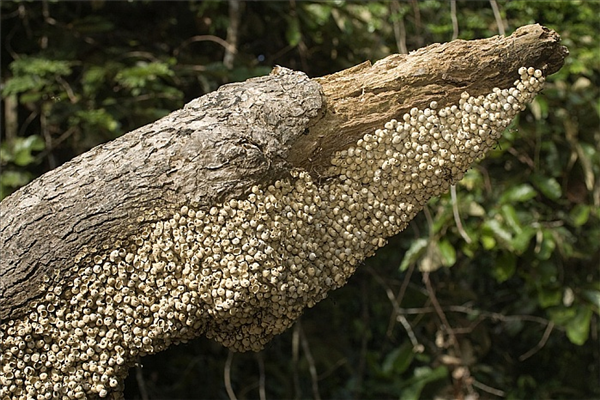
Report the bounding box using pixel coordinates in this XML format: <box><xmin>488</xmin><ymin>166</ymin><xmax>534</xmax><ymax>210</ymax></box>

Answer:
<box><xmin>423</xmin><ymin>273</ymin><xmax>459</xmax><ymax>349</ymax></box>
<box><xmin>298</xmin><ymin>321</ymin><xmax>322</xmax><ymax>400</ymax></box>
<box><xmin>391</xmin><ymin>0</ymin><xmax>408</xmax><ymax>54</ymax></box>
<box><xmin>369</xmin><ymin>267</ymin><xmax>423</xmax><ymax>352</ymax></box>
<box><xmin>224</xmin><ymin>0</ymin><xmax>241</xmax><ymax>69</ymax></box>
<box><xmin>292</xmin><ymin>323</ymin><xmax>301</xmax><ymax>400</ymax></box>
<box><xmin>224</xmin><ymin>350</ymin><xmax>238</xmax><ymax>400</ymax></box>
<box><xmin>256</xmin><ymin>352</ymin><xmax>266</xmax><ymax>400</ymax></box>
<box><xmin>519</xmin><ymin>321</ymin><xmax>555</xmax><ymax>361</ymax></box>
<box><xmin>473</xmin><ymin>379</ymin><xmax>506</xmax><ymax>397</ymax></box>
<box><xmin>450</xmin><ymin>0</ymin><xmax>459</xmax><ymax>40</ymax></box>
<box><xmin>489</xmin><ymin>0</ymin><xmax>507</xmax><ymax>36</ymax></box>
<box><xmin>451</xmin><ymin>185</ymin><xmax>472</xmax><ymax>244</ymax></box>
<box><xmin>402</xmin><ymin>304</ymin><xmax>553</xmax><ymax>327</ymax></box>
<box><xmin>136</xmin><ymin>363</ymin><xmax>149</xmax><ymax>400</ymax></box>
<box><xmin>352</xmin><ymin>281</ymin><xmax>370</xmax><ymax>397</ymax></box>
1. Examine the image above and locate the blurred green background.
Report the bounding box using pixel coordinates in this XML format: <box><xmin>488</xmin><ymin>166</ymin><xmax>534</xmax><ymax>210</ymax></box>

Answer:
<box><xmin>1</xmin><ymin>1</ymin><xmax>598</xmax><ymax>399</ymax></box>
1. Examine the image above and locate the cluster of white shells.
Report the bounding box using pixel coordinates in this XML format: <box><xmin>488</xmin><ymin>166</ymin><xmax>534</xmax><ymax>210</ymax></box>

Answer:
<box><xmin>0</xmin><ymin>67</ymin><xmax>544</xmax><ymax>399</ymax></box>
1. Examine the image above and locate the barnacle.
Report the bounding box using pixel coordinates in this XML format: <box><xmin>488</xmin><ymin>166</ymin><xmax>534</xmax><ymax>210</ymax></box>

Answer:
<box><xmin>0</xmin><ymin>68</ymin><xmax>545</xmax><ymax>399</ymax></box>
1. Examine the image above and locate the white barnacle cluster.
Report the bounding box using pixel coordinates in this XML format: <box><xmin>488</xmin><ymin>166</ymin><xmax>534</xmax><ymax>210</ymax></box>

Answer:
<box><xmin>328</xmin><ymin>66</ymin><xmax>545</xmax><ymax>203</ymax></box>
<box><xmin>0</xmin><ymin>67</ymin><xmax>544</xmax><ymax>399</ymax></box>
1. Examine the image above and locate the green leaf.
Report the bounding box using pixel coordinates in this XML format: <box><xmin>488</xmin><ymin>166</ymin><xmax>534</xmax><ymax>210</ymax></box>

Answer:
<box><xmin>566</xmin><ymin>306</ymin><xmax>592</xmax><ymax>345</ymax></box>
<box><xmin>579</xmin><ymin>142</ymin><xmax>598</xmax><ymax>192</ymax></box>
<box><xmin>14</xmin><ymin>151</ymin><xmax>35</xmax><ymax>167</ymax></box>
<box><xmin>492</xmin><ymin>252</ymin><xmax>516</xmax><ymax>282</ymax></box>
<box><xmin>511</xmin><ymin>227</ymin><xmax>536</xmax><ymax>254</ymax></box>
<box><xmin>531</xmin><ymin>174</ymin><xmax>562</xmax><ymax>201</ymax></box>
<box><xmin>582</xmin><ymin>290</ymin><xmax>600</xmax><ymax>312</ymax></box>
<box><xmin>21</xmin><ymin>135</ymin><xmax>45</xmax><ymax>153</ymax></box>
<box><xmin>548</xmin><ymin>306</ymin><xmax>577</xmax><ymax>325</ymax></box>
<box><xmin>82</xmin><ymin>65</ymin><xmax>109</xmax><ymax>96</ymax></box>
<box><xmin>9</xmin><ymin>57</ymin><xmax>71</xmax><ymax>77</ymax></box>
<box><xmin>570</xmin><ymin>204</ymin><xmax>591</xmax><ymax>227</ymax></box>
<box><xmin>483</xmin><ymin>219</ymin><xmax>513</xmax><ymax>248</ymax></box>
<box><xmin>306</xmin><ymin>3</ymin><xmax>332</xmax><ymax>26</ymax></box>
<box><xmin>286</xmin><ymin>16</ymin><xmax>302</xmax><ymax>47</ymax></box>
<box><xmin>399</xmin><ymin>366</ymin><xmax>448</xmax><ymax>400</ymax></box>
<box><xmin>382</xmin><ymin>342</ymin><xmax>415</xmax><ymax>375</ymax></box>
<box><xmin>1</xmin><ymin>170</ymin><xmax>33</xmax><ymax>188</ymax></box>
<box><xmin>460</xmin><ymin>169</ymin><xmax>481</xmax><ymax>190</ymax></box>
<box><xmin>71</xmin><ymin>109</ymin><xmax>120</xmax><ymax>133</ymax></box>
<box><xmin>399</xmin><ymin>238</ymin><xmax>428</xmax><ymax>271</ymax></box>
<box><xmin>538</xmin><ymin>288</ymin><xmax>562</xmax><ymax>308</ymax></box>
<box><xmin>20</xmin><ymin>92</ymin><xmax>43</xmax><ymax>104</ymax></box>
<box><xmin>1</xmin><ymin>75</ymin><xmax>41</xmax><ymax>96</ymax></box>
<box><xmin>536</xmin><ymin>229</ymin><xmax>556</xmax><ymax>260</ymax></box>
<box><xmin>499</xmin><ymin>184</ymin><xmax>537</xmax><ymax>204</ymax></box>
<box><xmin>116</xmin><ymin>61</ymin><xmax>174</xmax><ymax>89</ymax></box>
<box><xmin>2</xmin><ymin>136</ymin><xmax>45</xmax><ymax>167</ymax></box>
<box><xmin>438</xmin><ymin>239</ymin><xmax>456</xmax><ymax>267</ymax></box>
<box><xmin>0</xmin><ymin>145</ymin><xmax>12</xmax><ymax>163</ymax></box>
<box><xmin>501</xmin><ymin>204</ymin><xmax>522</xmax><ymax>234</ymax></box>
<box><xmin>480</xmin><ymin>233</ymin><xmax>496</xmax><ymax>250</ymax></box>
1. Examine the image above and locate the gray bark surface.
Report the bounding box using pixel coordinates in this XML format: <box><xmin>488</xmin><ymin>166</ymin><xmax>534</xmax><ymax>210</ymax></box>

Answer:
<box><xmin>0</xmin><ymin>70</ymin><xmax>324</xmax><ymax>322</ymax></box>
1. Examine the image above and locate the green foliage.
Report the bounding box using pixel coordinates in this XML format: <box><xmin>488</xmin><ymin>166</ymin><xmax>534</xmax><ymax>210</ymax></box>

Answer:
<box><xmin>1</xmin><ymin>0</ymin><xmax>598</xmax><ymax>398</ymax></box>
<box><xmin>399</xmin><ymin>238</ymin><xmax>428</xmax><ymax>272</ymax></box>
<box><xmin>0</xmin><ymin>135</ymin><xmax>45</xmax><ymax>198</ymax></box>
<box><xmin>0</xmin><ymin>135</ymin><xmax>45</xmax><ymax>167</ymax></box>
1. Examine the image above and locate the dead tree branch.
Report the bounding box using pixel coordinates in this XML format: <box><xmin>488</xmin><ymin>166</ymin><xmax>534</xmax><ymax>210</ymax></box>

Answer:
<box><xmin>0</xmin><ymin>24</ymin><xmax>567</xmax><ymax>399</ymax></box>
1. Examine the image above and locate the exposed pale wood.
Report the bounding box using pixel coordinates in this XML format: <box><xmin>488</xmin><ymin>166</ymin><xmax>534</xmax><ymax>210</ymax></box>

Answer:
<box><xmin>288</xmin><ymin>24</ymin><xmax>567</xmax><ymax>174</ymax></box>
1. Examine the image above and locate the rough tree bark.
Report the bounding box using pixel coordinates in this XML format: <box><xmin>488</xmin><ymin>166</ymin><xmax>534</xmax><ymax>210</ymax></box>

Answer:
<box><xmin>1</xmin><ymin>24</ymin><xmax>567</xmax><ymax>399</ymax></box>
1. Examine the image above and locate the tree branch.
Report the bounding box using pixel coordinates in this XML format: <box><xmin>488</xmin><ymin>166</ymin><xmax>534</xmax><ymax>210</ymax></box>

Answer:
<box><xmin>0</xmin><ymin>24</ymin><xmax>567</xmax><ymax>399</ymax></box>
<box><xmin>0</xmin><ymin>70</ymin><xmax>324</xmax><ymax>323</ymax></box>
